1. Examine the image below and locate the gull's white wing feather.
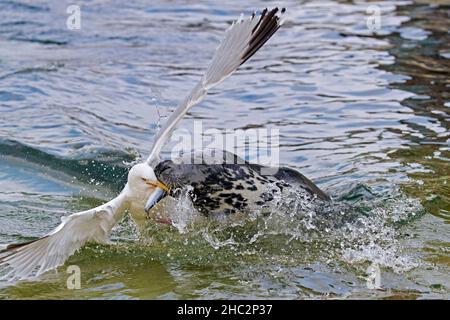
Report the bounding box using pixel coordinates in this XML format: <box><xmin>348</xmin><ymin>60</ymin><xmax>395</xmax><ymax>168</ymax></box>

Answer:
<box><xmin>147</xmin><ymin>8</ymin><xmax>285</xmax><ymax>164</ymax></box>
<box><xmin>0</xmin><ymin>192</ymin><xmax>127</xmax><ymax>281</ymax></box>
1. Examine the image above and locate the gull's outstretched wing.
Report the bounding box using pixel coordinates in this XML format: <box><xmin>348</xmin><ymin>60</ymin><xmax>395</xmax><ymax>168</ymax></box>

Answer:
<box><xmin>0</xmin><ymin>192</ymin><xmax>127</xmax><ymax>281</ymax></box>
<box><xmin>146</xmin><ymin>7</ymin><xmax>286</xmax><ymax>164</ymax></box>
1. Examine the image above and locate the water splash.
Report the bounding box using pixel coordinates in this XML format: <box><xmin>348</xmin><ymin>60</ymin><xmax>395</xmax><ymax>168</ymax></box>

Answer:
<box><xmin>340</xmin><ymin>196</ymin><xmax>423</xmax><ymax>273</ymax></box>
<box><xmin>141</xmin><ymin>183</ymin><xmax>425</xmax><ymax>274</ymax></box>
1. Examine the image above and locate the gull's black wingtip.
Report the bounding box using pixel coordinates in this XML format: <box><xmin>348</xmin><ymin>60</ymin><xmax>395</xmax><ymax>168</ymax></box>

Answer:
<box><xmin>241</xmin><ymin>7</ymin><xmax>285</xmax><ymax>65</ymax></box>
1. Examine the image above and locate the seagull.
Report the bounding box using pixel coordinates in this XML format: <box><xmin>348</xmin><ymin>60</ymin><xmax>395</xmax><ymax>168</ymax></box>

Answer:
<box><xmin>0</xmin><ymin>7</ymin><xmax>328</xmax><ymax>281</ymax></box>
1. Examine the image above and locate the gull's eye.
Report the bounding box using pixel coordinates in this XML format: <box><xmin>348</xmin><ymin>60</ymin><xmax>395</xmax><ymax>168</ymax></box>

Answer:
<box><xmin>141</xmin><ymin>178</ymin><xmax>147</xmax><ymax>182</ymax></box>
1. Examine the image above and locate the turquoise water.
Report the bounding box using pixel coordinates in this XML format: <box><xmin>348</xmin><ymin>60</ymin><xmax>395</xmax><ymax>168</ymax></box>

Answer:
<box><xmin>0</xmin><ymin>0</ymin><xmax>449</xmax><ymax>299</ymax></box>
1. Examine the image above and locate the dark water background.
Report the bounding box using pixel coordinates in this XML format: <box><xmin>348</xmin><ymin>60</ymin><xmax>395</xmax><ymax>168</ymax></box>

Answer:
<box><xmin>0</xmin><ymin>0</ymin><xmax>448</xmax><ymax>299</ymax></box>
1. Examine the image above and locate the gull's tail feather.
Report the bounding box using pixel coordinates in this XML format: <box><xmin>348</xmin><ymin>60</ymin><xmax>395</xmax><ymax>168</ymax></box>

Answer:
<box><xmin>147</xmin><ymin>7</ymin><xmax>285</xmax><ymax>163</ymax></box>
<box><xmin>0</xmin><ymin>195</ymin><xmax>126</xmax><ymax>281</ymax></box>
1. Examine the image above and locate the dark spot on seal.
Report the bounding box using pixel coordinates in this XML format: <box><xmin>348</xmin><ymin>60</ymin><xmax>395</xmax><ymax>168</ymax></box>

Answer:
<box><xmin>260</xmin><ymin>192</ymin><xmax>274</xmax><ymax>202</ymax></box>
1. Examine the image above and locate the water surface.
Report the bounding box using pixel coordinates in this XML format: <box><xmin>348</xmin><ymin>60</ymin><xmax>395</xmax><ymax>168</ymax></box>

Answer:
<box><xmin>0</xmin><ymin>0</ymin><xmax>449</xmax><ymax>299</ymax></box>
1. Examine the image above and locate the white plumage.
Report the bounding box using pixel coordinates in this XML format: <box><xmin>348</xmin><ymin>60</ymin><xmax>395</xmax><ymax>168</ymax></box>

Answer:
<box><xmin>0</xmin><ymin>192</ymin><xmax>127</xmax><ymax>281</ymax></box>
<box><xmin>146</xmin><ymin>8</ymin><xmax>285</xmax><ymax>164</ymax></box>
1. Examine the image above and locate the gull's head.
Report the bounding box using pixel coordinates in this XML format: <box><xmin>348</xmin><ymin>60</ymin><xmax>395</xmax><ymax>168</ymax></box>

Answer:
<box><xmin>127</xmin><ymin>163</ymin><xmax>169</xmax><ymax>214</ymax></box>
<box><xmin>128</xmin><ymin>163</ymin><xmax>157</xmax><ymax>188</ymax></box>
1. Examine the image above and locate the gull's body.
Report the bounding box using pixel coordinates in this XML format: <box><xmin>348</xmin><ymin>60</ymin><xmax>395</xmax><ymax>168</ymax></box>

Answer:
<box><xmin>0</xmin><ymin>8</ymin><xmax>328</xmax><ymax>281</ymax></box>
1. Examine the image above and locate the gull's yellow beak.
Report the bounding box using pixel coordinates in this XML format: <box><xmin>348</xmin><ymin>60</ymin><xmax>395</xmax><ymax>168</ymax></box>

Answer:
<box><xmin>143</xmin><ymin>180</ymin><xmax>169</xmax><ymax>214</ymax></box>
<box><xmin>143</xmin><ymin>179</ymin><xmax>170</xmax><ymax>193</ymax></box>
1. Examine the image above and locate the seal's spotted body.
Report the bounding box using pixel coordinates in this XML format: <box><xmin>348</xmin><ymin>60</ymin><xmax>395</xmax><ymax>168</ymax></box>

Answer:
<box><xmin>154</xmin><ymin>152</ymin><xmax>329</xmax><ymax>217</ymax></box>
